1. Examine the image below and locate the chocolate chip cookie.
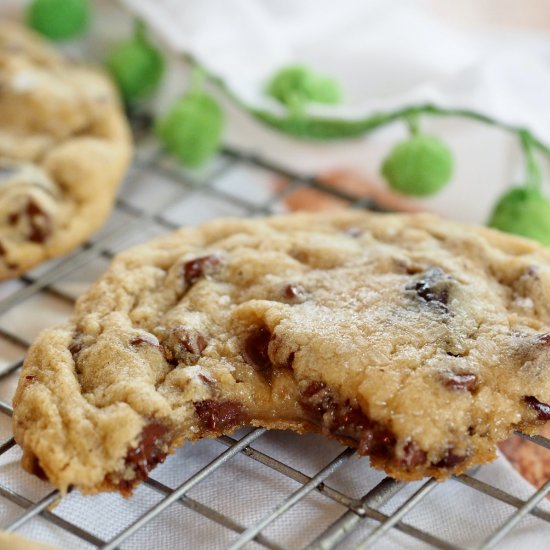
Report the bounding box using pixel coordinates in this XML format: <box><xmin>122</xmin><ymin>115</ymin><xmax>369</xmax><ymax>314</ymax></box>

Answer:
<box><xmin>0</xmin><ymin>531</ymin><xmax>60</xmax><ymax>550</ymax></box>
<box><xmin>0</xmin><ymin>22</ymin><xmax>131</xmax><ymax>279</ymax></box>
<box><xmin>12</xmin><ymin>211</ymin><xmax>550</xmax><ymax>494</ymax></box>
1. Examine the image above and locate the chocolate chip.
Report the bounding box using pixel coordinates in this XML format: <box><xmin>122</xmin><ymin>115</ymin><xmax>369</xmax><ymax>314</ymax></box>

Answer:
<box><xmin>299</xmin><ymin>381</ymin><xmax>335</xmax><ymax>417</ymax></box>
<box><xmin>406</xmin><ymin>267</ymin><xmax>451</xmax><ymax>313</ymax></box>
<box><xmin>68</xmin><ymin>338</ymin><xmax>83</xmax><ymax>359</ymax></box>
<box><xmin>535</xmin><ymin>334</ymin><xmax>550</xmax><ymax>346</ymax></box>
<box><xmin>194</xmin><ymin>400</ymin><xmax>246</xmax><ymax>431</ymax></box>
<box><xmin>284</xmin><ymin>284</ymin><xmax>306</xmax><ymax>302</ymax></box>
<box><xmin>183</xmin><ymin>255</ymin><xmax>221</xmax><ymax>285</ymax></box>
<box><xmin>401</xmin><ymin>440</ymin><xmax>427</xmax><ymax>468</ymax></box>
<box><xmin>523</xmin><ymin>396</ymin><xmax>550</xmax><ymax>421</ymax></box>
<box><xmin>161</xmin><ymin>326</ymin><xmax>208</xmax><ymax>366</ymax></box>
<box><xmin>336</xmin><ymin>405</ymin><xmax>369</xmax><ymax>431</ymax></box>
<box><xmin>7</xmin><ymin>211</ymin><xmax>20</xmax><ymax>225</ymax></box>
<box><xmin>25</xmin><ymin>375</ymin><xmax>36</xmax><ymax>381</ymax></box>
<box><xmin>0</xmin><ymin>240</ymin><xmax>6</xmax><ymax>257</ymax></box>
<box><xmin>130</xmin><ymin>333</ymin><xmax>160</xmax><ymax>348</ymax></box>
<box><xmin>440</xmin><ymin>372</ymin><xmax>477</xmax><ymax>392</ymax></box>
<box><xmin>299</xmin><ymin>382</ymin><xmax>397</xmax><ymax>460</ymax></box>
<box><xmin>8</xmin><ymin>198</ymin><xmax>52</xmax><ymax>243</ymax></box>
<box><xmin>124</xmin><ymin>422</ymin><xmax>168</xmax><ymax>482</ymax></box>
<box><xmin>434</xmin><ymin>447</ymin><xmax>468</xmax><ymax>468</ymax></box>
<box><xmin>301</xmin><ymin>381</ymin><xmax>326</xmax><ymax>399</ymax></box>
<box><xmin>242</xmin><ymin>326</ymin><xmax>272</xmax><ymax>372</ymax></box>
<box><xmin>404</xmin><ymin>265</ymin><xmax>424</xmax><ymax>275</ymax></box>
<box><xmin>357</xmin><ymin>426</ymin><xmax>396</xmax><ymax>459</ymax></box>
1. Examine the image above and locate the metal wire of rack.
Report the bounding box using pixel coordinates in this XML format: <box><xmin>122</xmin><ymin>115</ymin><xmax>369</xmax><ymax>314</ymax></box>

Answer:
<box><xmin>0</xmin><ymin>128</ymin><xmax>549</xmax><ymax>550</ymax></box>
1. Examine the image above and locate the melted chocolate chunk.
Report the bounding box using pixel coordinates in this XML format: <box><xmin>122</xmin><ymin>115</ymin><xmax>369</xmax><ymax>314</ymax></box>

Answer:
<box><xmin>26</xmin><ymin>198</ymin><xmax>52</xmax><ymax>243</ymax></box>
<box><xmin>130</xmin><ymin>333</ymin><xmax>160</xmax><ymax>348</ymax></box>
<box><xmin>440</xmin><ymin>372</ymin><xmax>477</xmax><ymax>392</ymax></box>
<box><xmin>357</xmin><ymin>426</ymin><xmax>396</xmax><ymax>459</ymax></box>
<box><xmin>401</xmin><ymin>440</ymin><xmax>427</xmax><ymax>468</ymax></box>
<box><xmin>299</xmin><ymin>381</ymin><xmax>336</xmax><ymax>417</ymax></box>
<box><xmin>302</xmin><ymin>381</ymin><xmax>326</xmax><ymax>399</ymax></box>
<box><xmin>242</xmin><ymin>326</ymin><xmax>272</xmax><ymax>372</ymax></box>
<box><xmin>406</xmin><ymin>267</ymin><xmax>451</xmax><ymax>313</ymax></box>
<box><xmin>183</xmin><ymin>255</ymin><xmax>221</xmax><ymax>285</ymax></box>
<box><xmin>434</xmin><ymin>448</ymin><xmax>468</xmax><ymax>468</ymax></box>
<box><xmin>161</xmin><ymin>326</ymin><xmax>208</xmax><ymax>366</ymax></box>
<box><xmin>283</xmin><ymin>284</ymin><xmax>306</xmax><ymax>303</ymax></box>
<box><xmin>524</xmin><ymin>396</ymin><xmax>550</xmax><ymax>421</ymax></box>
<box><xmin>299</xmin><ymin>382</ymin><xmax>396</xmax><ymax>460</ymax></box>
<box><xmin>194</xmin><ymin>400</ymin><xmax>246</xmax><ymax>431</ymax></box>
<box><xmin>120</xmin><ymin>422</ymin><xmax>168</xmax><ymax>491</ymax></box>
<box><xmin>7</xmin><ymin>198</ymin><xmax>52</xmax><ymax>243</ymax></box>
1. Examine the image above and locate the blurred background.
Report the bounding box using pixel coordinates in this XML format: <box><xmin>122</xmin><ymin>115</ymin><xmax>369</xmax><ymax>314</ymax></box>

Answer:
<box><xmin>5</xmin><ymin>0</ymin><xmax>550</xmax><ymax>227</ymax></box>
<box><xmin>115</xmin><ymin>0</ymin><xmax>550</xmax><ymax>226</ymax></box>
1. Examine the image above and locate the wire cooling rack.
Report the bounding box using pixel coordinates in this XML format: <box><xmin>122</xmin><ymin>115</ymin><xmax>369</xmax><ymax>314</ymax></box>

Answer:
<box><xmin>0</xmin><ymin>124</ymin><xmax>549</xmax><ymax>550</ymax></box>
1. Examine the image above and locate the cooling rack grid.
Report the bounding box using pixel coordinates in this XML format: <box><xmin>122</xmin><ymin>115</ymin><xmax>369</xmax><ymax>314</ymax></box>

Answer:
<box><xmin>0</xmin><ymin>126</ymin><xmax>549</xmax><ymax>550</ymax></box>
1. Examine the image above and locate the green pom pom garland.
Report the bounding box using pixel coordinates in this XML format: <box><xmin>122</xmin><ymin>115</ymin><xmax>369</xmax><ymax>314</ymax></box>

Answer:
<box><xmin>381</xmin><ymin>135</ymin><xmax>454</xmax><ymax>197</ymax></box>
<box><xmin>105</xmin><ymin>22</ymin><xmax>165</xmax><ymax>103</ymax></box>
<box><xmin>489</xmin><ymin>187</ymin><xmax>550</xmax><ymax>245</ymax></box>
<box><xmin>266</xmin><ymin>65</ymin><xmax>342</xmax><ymax>112</ymax></box>
<box><xmin>156</xmin><ymin>89</ymin><xmax>224</xmax><ymax>168</ymax></box>
<box><xmin>27</xmin><ymin>0</ymin><xmax>89</xmax><ymax>40</ymax></box>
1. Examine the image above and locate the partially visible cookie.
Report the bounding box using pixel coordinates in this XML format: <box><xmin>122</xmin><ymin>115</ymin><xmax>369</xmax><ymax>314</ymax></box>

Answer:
<box><xmin>12</xmin><ymin>211</ymin><xmax>550</xmax><ymax>495</ymax></box>
<box><xmin>0</xmin><ymin>531</ymin><xmax>61</xmax><ymax>550</ymax></box>
<box><xmin>0</xmin><ymin>22</ymin><xmax>131</xmax><ymax>279</ymax></box>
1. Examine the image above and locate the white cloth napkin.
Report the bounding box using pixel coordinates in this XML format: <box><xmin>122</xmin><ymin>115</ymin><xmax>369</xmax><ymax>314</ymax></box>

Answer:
<box><xmin>1</xmin><ymin>1</ymin><xmax>550</xmax><ymax>549</ymax></box>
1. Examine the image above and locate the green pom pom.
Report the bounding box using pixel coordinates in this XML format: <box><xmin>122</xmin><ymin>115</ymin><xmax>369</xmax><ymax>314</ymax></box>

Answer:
<box><xmin>488</xmin><ymin>187</ymin><xmax>550</xmax><ymax>245</ymax></box>
<box><xmin>266</xmin><ymin>65</ymin><xmax>342</xmax><ymax>111</ymax></box>
<box><xmin>156</xmin><ymin>92</ymin><xmax>224</xmax><ymax>168</ymax></box>
<box><xmin>105</xmin><ymin>24</ymin><xmax>164</xmax><ymax>103</ymax></box>
<box><xmin>27</xmin><ymin>0</ymin><xmax>89</xmax><ymax>40</ymax></box>
<box><xmin>381</xmin><ymin>135</ymin><xmax>453</xmax><ymax>196</ymax></box>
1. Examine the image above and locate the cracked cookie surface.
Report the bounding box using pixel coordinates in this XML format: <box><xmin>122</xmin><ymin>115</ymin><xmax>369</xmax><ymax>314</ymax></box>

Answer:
<box><xmin>0</xmin><ymin>22</ymin><xmax>131</xmax><ymax>279</ymax></box>
<box><xmin>13</xmin><ymin>211</ymin><xmax>550</xmax><ymax>494</ymax></box>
